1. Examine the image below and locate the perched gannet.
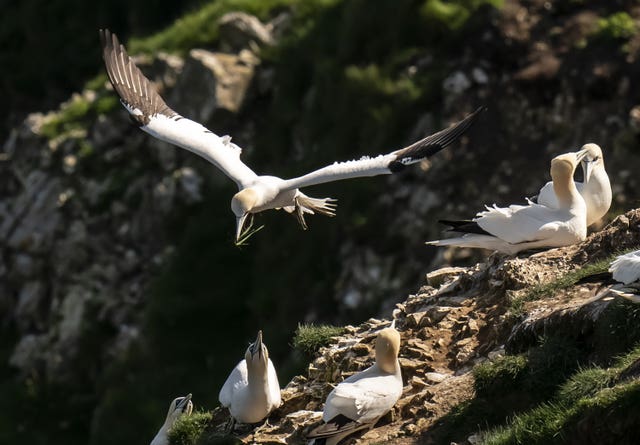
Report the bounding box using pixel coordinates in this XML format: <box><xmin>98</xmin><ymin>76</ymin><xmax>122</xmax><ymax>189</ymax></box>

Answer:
<box><xmin>427</xmin><ymin>152</ymin><xmax>588</xmax><ymax>255</ymax></box>
<box><xmin>535</xmin><ymin>143</ymin><xmax>611</xmax><ymax>226</ymax></box>
<box><xmin>219</xmin><ymin>330</ymin><xmax>281</xmax><ymax>427</ymax></box>
<box><xmin>307</xmin><ymin>323</ymin><xmax>403</xmax><ymax>445</ymax></box>
<box><xmin>580</xmin><ymin>250</ymin><xmax>640</xmax><ymax>304</ymax></box>
<box><xmin>150</xmin><ymin>393</ymin><xmax>193</xmax><ymax>445</ymax></box>
<box><xmin>99</xmin><ymin>29</ymin><xmax>484</xmax><ymax>243</ymax></box>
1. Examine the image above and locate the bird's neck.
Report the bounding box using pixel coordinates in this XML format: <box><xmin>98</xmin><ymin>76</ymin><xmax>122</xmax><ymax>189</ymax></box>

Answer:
<box><xmin>247</xmin><ymin>366</ymin><xmax>269</xmax><ymax>388</ymax></box>
<box><xmin>376</xmin><ymin>357</ymin><xmax>400</xmax><ymax>375</ymax></box>
<box><xmin>553</xmin><ymin>176</ymin><xmax>580</xmax><ymax>208</ymax></box>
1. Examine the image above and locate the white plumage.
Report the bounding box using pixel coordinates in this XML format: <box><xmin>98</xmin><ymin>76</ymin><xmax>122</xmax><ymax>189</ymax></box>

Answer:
<box><xmin>536</xmin><ymin>143</ymin><xmax>611</xmax><ymax>226</ymax></box>
<box><xmin>586</xmin><ymin>250</ymin><xmax>640</xmax><ymax>304</ymax></box>
<box><xmin>219</xmin><ymin>331</ymin><xmax>281</xmax><ymax>425</ymax></box>
<box><xmin>100</xmin><ymin>29</ymin><xmax>484</xmax><ymax>242</ymax></box>
<box><xmin>427</xmin><ymin>152</ymin><xmax>588</xmax><ymax>254</ymax></box>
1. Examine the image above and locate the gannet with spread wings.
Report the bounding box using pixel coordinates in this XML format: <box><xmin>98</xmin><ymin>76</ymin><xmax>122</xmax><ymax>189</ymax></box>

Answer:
<box><xmin>99</xmin><ymin>29</ymin><xmax>484</xmax><ymax>243</ymax></box>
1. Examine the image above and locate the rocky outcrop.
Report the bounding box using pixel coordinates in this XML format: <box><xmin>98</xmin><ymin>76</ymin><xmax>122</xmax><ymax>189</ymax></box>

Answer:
<box><xmin>194</xmin><ymin>210</ymin><xmax>640</xmax><ymax>444</ymax></box>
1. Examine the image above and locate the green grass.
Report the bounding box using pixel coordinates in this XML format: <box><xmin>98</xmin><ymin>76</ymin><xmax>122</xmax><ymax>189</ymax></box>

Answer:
<box><xmin>168</xmin><ymin>411</ymin><xmax>212</xmax><ymax>445</ymax></box>
<box><xmin>292</xmin><ymin>323</ymin><xmax>346</xmax><ymax>356</ymax></box>
<box><xmin>473</xmin><ymin>355</ymin><xmax>528</xmax><ymax>395</ymax></box>
<box><xmin>480</xmin><ymin>345</ymin><xmax>640</xmax><ymax>445</ymax></box>
<box><xmin>420</xmin><ymin>0</ymin><xmax>504</xmax><ymax>31</ymax></box>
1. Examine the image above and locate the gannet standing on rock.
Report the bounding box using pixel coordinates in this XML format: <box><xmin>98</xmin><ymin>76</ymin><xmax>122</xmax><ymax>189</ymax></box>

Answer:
<box><xmin>99</xmin><ymin>29</ymin><xmax>485</xmax><ymax>243</ymax></box>
<box><xmin>580</xmin><ymin>250</ymin><xmax>640</xmax><ymax>304</ymax></box>
<box><xmin>427</xmin><ymin>152</ymin><xmax>589</xmax><ymax>255</ymax></box>
<box><xmin>307</xmin><ymin>323</ymin><xmax>403</xmax><ymax>445</ymax></box>
<box><xmin>219</xmin><ymin>330</ymin><xmax>281</xmax><ymax>427</ymax></box>
<box><xmin>150</xmin><ymin>393</ymin><xmax>193</xmax><ymax>445</ymax></box>
<box><xmin>535</xmin><ymin>143</ymin><xmax>611</xmax><ymax>226</ymax></box>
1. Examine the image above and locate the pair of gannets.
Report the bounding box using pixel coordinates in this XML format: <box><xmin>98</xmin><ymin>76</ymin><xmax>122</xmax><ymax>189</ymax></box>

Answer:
<box><xmin>219</xmin><ymin>330</ymin><xmax>281</xmax><ymax>426</ymax></box>
<box><xmin>99</xmin><ymin>29</ymin><xmax>484</xmax><ymax>243</ymax></box>
<box><xmin>428</xmin><ymin>144</ymin><xmax>611</xmax><ymax>254</ymax></box>
<box><xmin>308</xmin><ymin>322</ymin><xmax>403</xmax><ymax>445</ymax></box>
<box><xmin>150</xmin><ymin>393</ymin><xmax>193</xmax><ymax>445</ymax></box>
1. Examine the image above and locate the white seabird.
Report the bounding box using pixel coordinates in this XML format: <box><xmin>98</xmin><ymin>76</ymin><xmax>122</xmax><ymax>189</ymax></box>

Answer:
<box><xmin>307</xmin><ymin>322</ymin><xmax>403</xmax><ymax>445</ymax></box>
<box><xmin>99</xmin><ymin>29</ymin><xmax>484</xmax><ymax>243</ymax></box>
<box><xmin>535</xmin><ymin>143</ymin><xmax>611</xmax><ymax>226</ymax></box>
<box><xmin>219</xmin><ymin>330</ymin><xmax>281</xmax><ymax>426</ymax></box>
<box><xmin>150</xmin><ymin>393</ymin><xmax>193</xmax><ymax>445</ymax></box>
<box><xmin>427</xmin><ymin>152</ymin><xmax>589</xmax><ymax>254</ymax></box>
<box><xmin>582</xmin><ymin>250</ymin><xmax>640</xmax><ymax>304</ymax></box>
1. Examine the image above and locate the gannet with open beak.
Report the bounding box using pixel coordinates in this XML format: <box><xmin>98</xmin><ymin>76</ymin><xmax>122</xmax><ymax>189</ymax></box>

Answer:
<box><xmin>150</xmin><ymin>393</ymin><xmax>193</xmax><ymax>445</ymax></box>
<box><xmin>580</xmin><ymin>250</ymin><xmax>640</xmax><ymax>304</ymax></box>
<box><xmin>307</xmin><ymin>322</ymin><xmax>403</xmax><ymax>445</ymax></box>
<box><xmin>99</xmin><ymin>29</ymin><xmax>485</xmax><ymax>243</ymax></box>
<box><xmin>427</xmin><ymin>152</ymin><xmax>588</xmax><ymax>254</ymax></box>
<box><xmin>535</xmin><ymin>143</ymin><xmax>611</xmax><ymax>226</ymax></box>
<box><xmin>219</xmin><ymin>330</ymin><xmax>281</xmax><ymax>426</ymax></box>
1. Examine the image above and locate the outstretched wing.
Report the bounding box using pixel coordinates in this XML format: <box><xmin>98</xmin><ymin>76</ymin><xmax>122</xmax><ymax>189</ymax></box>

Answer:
<box><xmin>279</xmin><ymin>107</ymin><xmax>485</xmax><ymax>191</ymax></box>
<box><xmin>99</xmin><ymin>29</ymin><xmax>258</xmax><ymax>188</ymax></box>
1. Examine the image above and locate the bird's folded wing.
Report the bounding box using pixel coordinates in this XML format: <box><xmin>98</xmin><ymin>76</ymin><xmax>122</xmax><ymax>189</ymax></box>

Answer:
<box><xmin>267</xmin><ymin>359</ymin><xmax>282</xmax><ymax>406</ymax></box>
<box><xmin>99</xmin><ymin>29</ymin><xmax>257</xmax><ymax>188</ymax></box>
<box><xmin>476</xmin><ymin>204</ymin><xmax>560</xmax><ymax>244</ymax></box>
<box><xmin>278</xmin><ymin>107</ymin><xmax>485</xmax><ymax>191</ymax></box>
<box><xmin>306</xmin><ymin>414</ymin><xmax>366</xmax><ymax>439</ymax></box>
<box><xmin>610</xmin><ymin>250</ymin><xmax>640</xmax><ymax>285</ymax></box>
<box><xmin>218</xmin><ymin>361</ymin><xmax>248</xmax><ymax>407</ymax></box>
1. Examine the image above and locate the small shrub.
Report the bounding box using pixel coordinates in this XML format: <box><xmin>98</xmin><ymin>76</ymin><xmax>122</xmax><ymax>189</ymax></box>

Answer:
<box><xmin>595</xmin><ymin>12</ymin><xmax>637</xmax><ymax>40</ymax></box>
<box><xmin>168</xmin><ymin>411</ymin><xmax>212</xmax><ymax>445</ymax></box>
<box><xmin>292</xmin><ymin>323</ymin><xmax>345</xmax><ymax>356</ymax></box>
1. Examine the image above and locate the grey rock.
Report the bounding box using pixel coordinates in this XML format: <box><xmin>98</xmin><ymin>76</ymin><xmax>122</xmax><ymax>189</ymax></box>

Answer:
<box><xmin>443</xmin><ymin>71</ymin><xmax>471</xmax><ymax>95</ymax></box>
<box><xmin>16</xmin><ymin>281</ymin><xmax>45</xmax><ymax>331</ymax></box>
<box><xmin>218</xmin><ymin>12</ymin><xmax>274</xmax><ymax>52</ymax></box>
<box><xmin>9</xmin><ymin>334</ymin><xmax>49</xmax><ymax>372</ymax></box>
<box><xmin>171</xmin><ymin>49</ymin><xmax>259</xmax><ymax>123</ymax></box>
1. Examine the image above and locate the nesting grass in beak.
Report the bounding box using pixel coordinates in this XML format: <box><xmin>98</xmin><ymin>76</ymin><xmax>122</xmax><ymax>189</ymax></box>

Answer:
<box><xmin>234</xmin><ymin>214</ymin><xmax>264</xmax><ymax>246</ymax></box>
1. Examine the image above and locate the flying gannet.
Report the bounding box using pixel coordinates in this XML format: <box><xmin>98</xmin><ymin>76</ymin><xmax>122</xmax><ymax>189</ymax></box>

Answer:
<box><xmin>219</xmin><ymin>330</ymin><xmax>281</xmax><ymax>427</ymax></box>
<box><xmin>307</xmin><ymin>322</ymin><xmax>403</xmax><ymax>445</ymax></box>
<box><xmin>535</xmin><ymin>143</ymin><xmax>611</xmax><ymax>226</ymax></box>
<box><xmin>150</xmin><ymin>393</ymin><xmax>193</xmax><ymax>445</ymax></box>
<box><xmin>579</xmin><ymin>250</ymin><xmax>640</xmax><ymax>304</ymax></box>
<box><xmin>99</xmin><ymin>29</ymin><xmax>485</xmax><ymax>243</ymax></box>
<box><xmin>427</xmin><ymin>152</ymin><xmax>588</xmax><ymax>254</ymax></box>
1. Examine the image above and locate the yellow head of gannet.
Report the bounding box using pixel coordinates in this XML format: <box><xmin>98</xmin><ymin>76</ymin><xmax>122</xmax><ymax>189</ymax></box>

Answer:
<box><xmin>150</xmin><ymin>393</ymin><xmax>193</xmax><ymax>445</ymax></box>
<box><xmin>550</xmin><ymin>151</ymin><xmax>584</xmax><ymax>207</ymax></box>
<box><xmin>375</xmin><ymin>326</ymin><xmax>401</xmax><ymax>374</ymax></box>
<box><xmin>231</xmin><ymin>189</ymin><xmax>259</xmax><ymax>242</ymax></box>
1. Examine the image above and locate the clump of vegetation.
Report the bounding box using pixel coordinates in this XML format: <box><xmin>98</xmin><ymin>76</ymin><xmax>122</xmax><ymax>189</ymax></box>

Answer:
<box><xmin>168</xmin><ymin>411</ymin><xmax>212</xmax><ymax>445</ymax></box>
<box><xmin>293</xmin><ymin>323</ymin><xmax>346</xmax><ymax>355</ymax></box>
<box><xmin>595</xmin><ymin>11</ymin><xmax>637</xmax><ymax>40</ymax></box>
<box><xmin>473</xmin><ymin>355</ymin><xmax>528</xmax><ymax>395</ymax></box>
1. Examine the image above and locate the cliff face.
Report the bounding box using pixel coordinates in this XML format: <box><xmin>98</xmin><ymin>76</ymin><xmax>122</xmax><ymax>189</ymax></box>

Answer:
<box><xmin>182</xmin><ymin>210</ymin><xmax>640</xmax><ymax>445</ymax></box>
<box><xmin>1</xmin><ymin>1</ymin><xmax>640</xmax><ymax>444</ymax></box>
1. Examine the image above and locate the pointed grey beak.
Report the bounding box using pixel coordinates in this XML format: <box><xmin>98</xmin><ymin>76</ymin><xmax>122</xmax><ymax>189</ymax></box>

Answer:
<box><xmin>252</xmin><ymin>330</ymin><xmax>263</xmax><ymax>358</ymax></box>
<box><xmin>176</xmin><ymin>393</ymin><xmax>192</xmax><ymax>411</ymax></box>
<box><xmin>582</xmin><ymin>159</ymin><xmax>593</xmax><ymax>183</ymax></box>
<box><xmin>235</xmin><ymin>213</ymin><xmax>249</xmax><ymax>242</ymax></box>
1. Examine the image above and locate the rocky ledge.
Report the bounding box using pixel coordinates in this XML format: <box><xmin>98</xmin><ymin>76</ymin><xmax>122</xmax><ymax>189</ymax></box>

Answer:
<box><xmin>179</xmin><ymin>209</ymin><xmax>640</xmax><ymax>444</ymax></box>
